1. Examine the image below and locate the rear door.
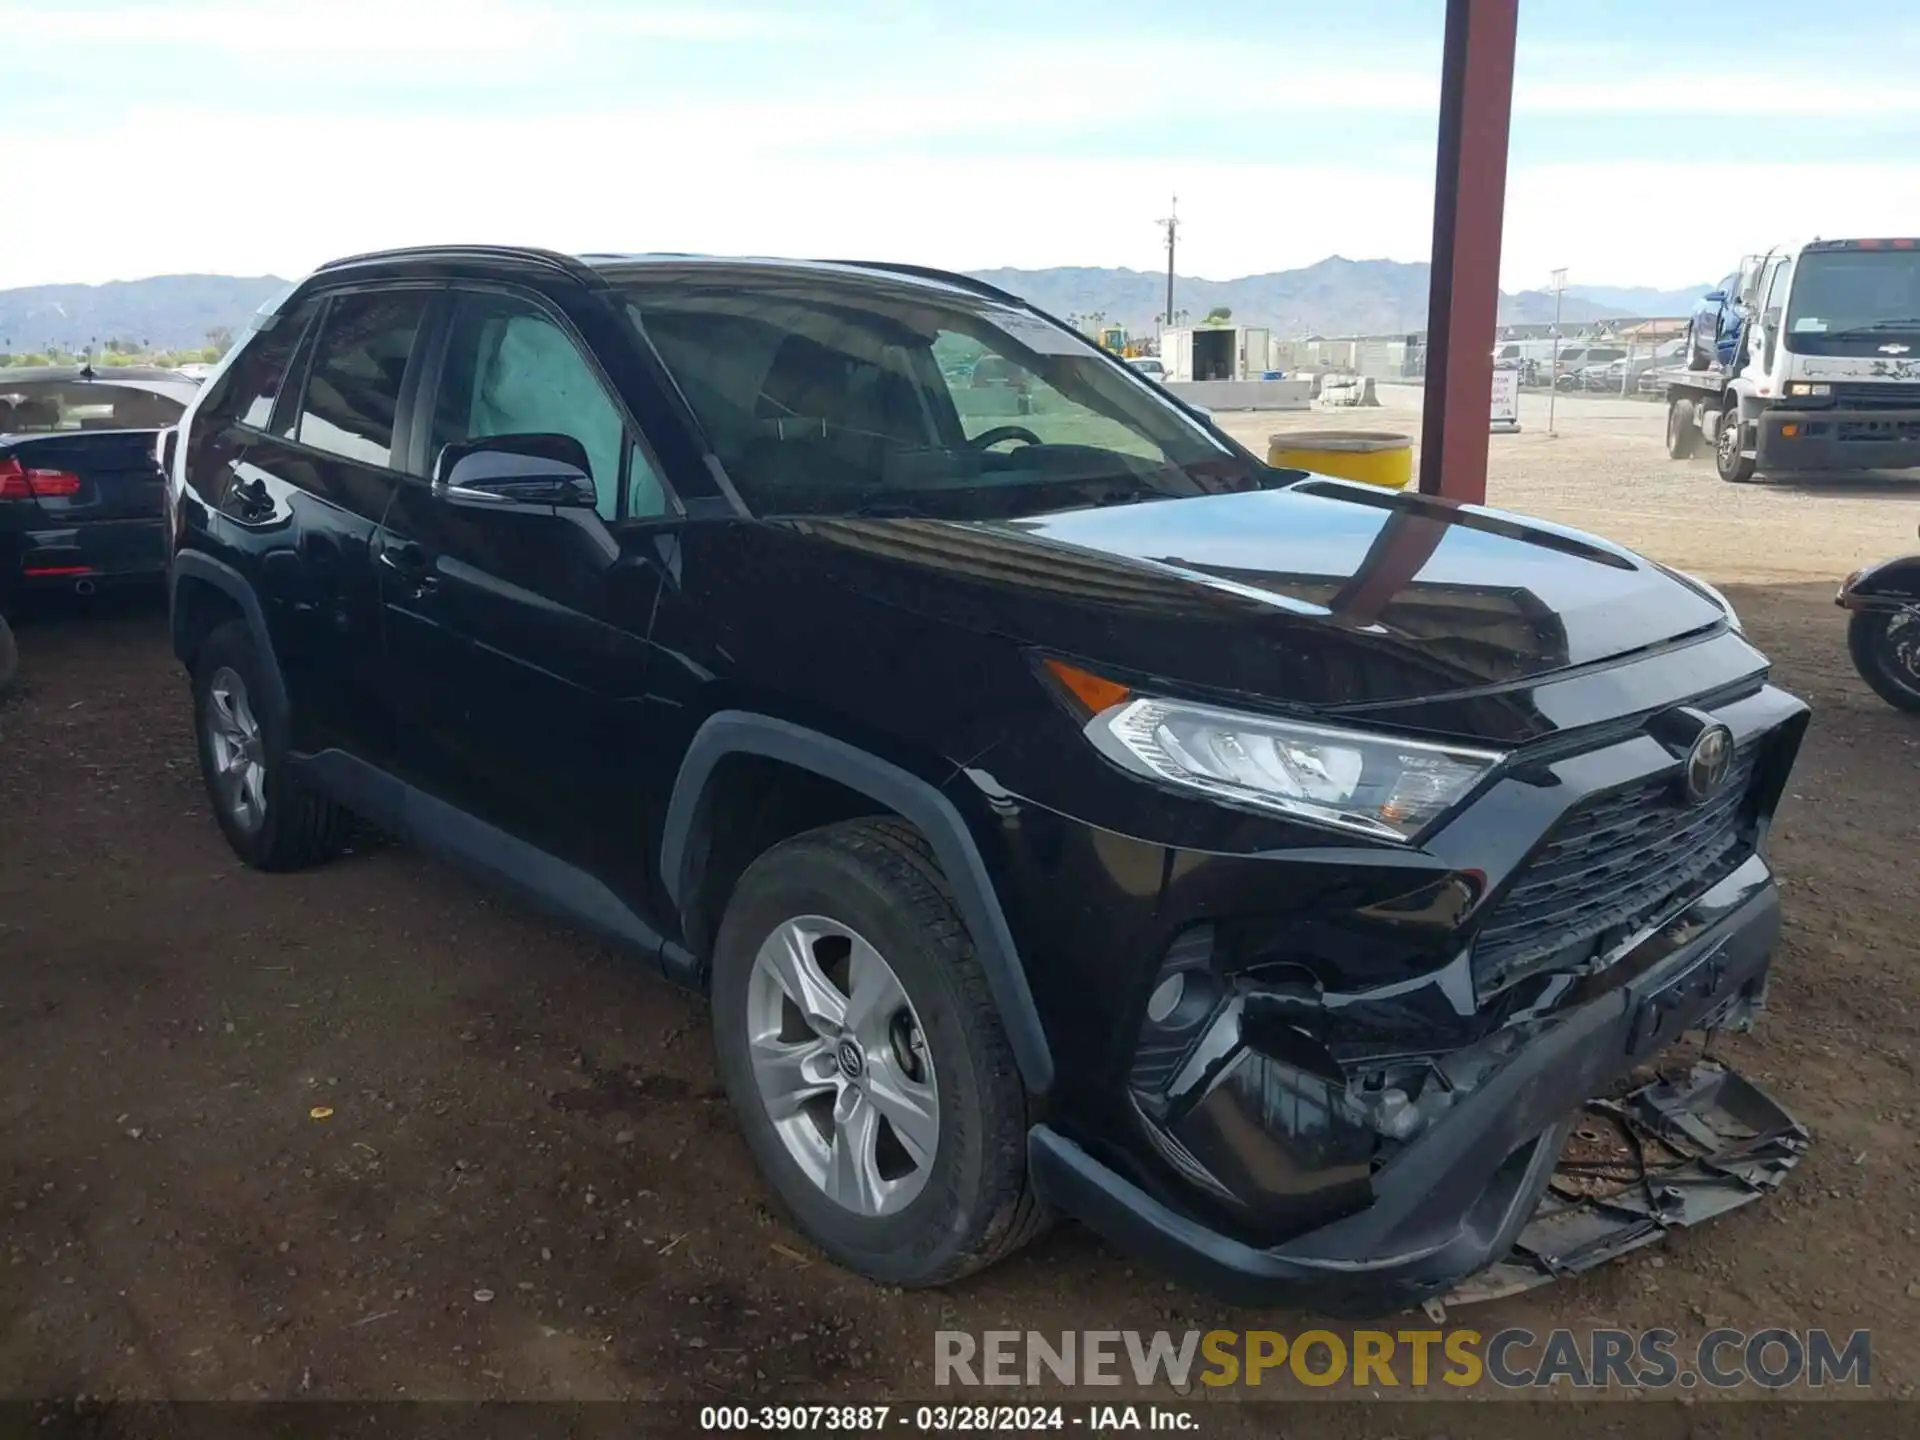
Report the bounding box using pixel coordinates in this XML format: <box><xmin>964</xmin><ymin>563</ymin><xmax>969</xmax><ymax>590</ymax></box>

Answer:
<box><xmin>378</xmin><ymin>284</ymin><xmax>670</xmax><ymax>901</ymax></box>
<box><xmin>221</xmin><ymin>286</ymin><xmax>435</xmax><ymax>763</ymax></box>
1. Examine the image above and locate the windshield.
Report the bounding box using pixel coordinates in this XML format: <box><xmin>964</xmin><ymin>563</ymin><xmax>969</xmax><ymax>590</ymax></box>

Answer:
<box><xmin>0</xmin><ymin>380</ymin><xmax>187</xmax><ymax>434</ymax></box>
<box><xmin>619</xmin><ymin>270</ymin><xmax>1262</xmax><ymax>520</ymax></box>
<box><xmin>1785</xmin><ymin>249</ymin><xmax>1920</xmax><ymax>344</ymax></box>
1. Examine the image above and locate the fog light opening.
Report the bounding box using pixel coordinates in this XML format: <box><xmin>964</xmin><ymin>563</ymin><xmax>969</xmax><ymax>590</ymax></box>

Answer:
<box><xmin>1146</xmin><ymin>972</ymin><xmax>1185</xmax><ymax>1024</ymax></box>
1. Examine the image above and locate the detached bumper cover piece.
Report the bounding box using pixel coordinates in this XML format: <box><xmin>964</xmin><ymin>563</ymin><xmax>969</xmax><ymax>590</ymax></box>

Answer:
<box><xmin>1442</xmin><ymin>1061</ymin><xmax>1808</xmax><ymax>1307</ymax></box>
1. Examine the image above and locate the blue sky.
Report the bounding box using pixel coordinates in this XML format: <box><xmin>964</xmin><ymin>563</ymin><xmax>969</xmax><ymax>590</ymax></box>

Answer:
<box><xmin>6</xmin><ymin>0</ymin><xmax>1918</xmax><ymax>291</ymax></box>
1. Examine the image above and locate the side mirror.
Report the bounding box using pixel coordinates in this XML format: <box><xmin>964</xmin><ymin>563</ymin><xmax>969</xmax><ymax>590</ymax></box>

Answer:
<box><xmin>1703</xmin><ymin>290</ymin><xmax>1727</xmax><ymax>305</ymax></box>
<box><xmin>431</xmin><ymin>433</ymin><xmax>597</xmax><ymax>509</ymax></box>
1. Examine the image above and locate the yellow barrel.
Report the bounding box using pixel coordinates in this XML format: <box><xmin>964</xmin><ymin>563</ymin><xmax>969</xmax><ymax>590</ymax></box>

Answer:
<box><xmin>1267</xmin><ymin>430</ymin><xmax>1414</xmax><ymax>489</ymax></box>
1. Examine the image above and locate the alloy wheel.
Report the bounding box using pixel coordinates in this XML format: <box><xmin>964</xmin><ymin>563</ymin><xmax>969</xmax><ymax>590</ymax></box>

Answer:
<box><xmin>205</xmin><ymin>666</ymin><xmax>267</xmax><ymax>833</ymax></box>
<box><xmin>745</xmin><ymin>915</ymin><xmax>939</xmax><ymax>1217</ymax></box>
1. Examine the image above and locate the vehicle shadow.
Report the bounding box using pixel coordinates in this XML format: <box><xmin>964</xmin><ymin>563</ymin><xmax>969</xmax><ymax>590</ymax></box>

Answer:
<box><xmin>1749</xmin><ymin>468</ymin><xmax>1920</xmax><ymax>498</ymax></box>
<box><xmin>1</xmin><ymin>580</ymin><xmax>168</xmax><ymax>633</ymax></box>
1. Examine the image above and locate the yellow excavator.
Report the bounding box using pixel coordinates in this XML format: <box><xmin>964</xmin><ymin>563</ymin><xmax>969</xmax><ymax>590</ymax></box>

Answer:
<box><xmin>1095</xmin><ymin>324</ymin><xmax>1146</xmax><ymax>359</ymax></box>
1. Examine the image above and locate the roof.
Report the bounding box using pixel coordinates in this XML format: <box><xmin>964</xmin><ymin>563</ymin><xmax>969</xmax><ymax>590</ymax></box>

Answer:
<box><xmin>294</xmin><ymin>244</ymin><xmax>1026</xmax><ymax>309</ymax></box>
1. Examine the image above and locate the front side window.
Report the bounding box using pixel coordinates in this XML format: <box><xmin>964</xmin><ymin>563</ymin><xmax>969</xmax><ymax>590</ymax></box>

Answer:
<box><xmin>431</xmin><ymin>292</ymin><xmax>629</xmax><ymax>520</ymax></box>
<box><xmin>296</xmin><ymin>290</ymin><xmax>429</xmax><ymax>468</ymax></box>
<box><xmin>624</xmin><ymin>272</ymin><xmax>1254</xmax><ymax>520</ymax></box>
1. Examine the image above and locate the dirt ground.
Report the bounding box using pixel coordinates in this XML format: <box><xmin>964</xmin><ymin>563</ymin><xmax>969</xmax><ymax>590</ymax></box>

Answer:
<box><xmin>4</xmin><ymin>389</ymin><xmax>1920</xmax><ymax>1411</ymax></box>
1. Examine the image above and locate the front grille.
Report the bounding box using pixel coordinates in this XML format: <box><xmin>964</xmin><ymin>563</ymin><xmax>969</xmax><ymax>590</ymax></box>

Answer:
<box><xmin>1471</xmin><ymin>746</ymin><xmax>1760</xmax><ymax>996</ymax></box>
<box><xmin>1829</xmin><ymin>382</ymin><xmax>1920</xmax><ymax>410</ymax></box>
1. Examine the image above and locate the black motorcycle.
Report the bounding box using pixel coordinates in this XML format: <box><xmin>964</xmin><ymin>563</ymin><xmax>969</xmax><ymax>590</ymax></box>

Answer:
<box><xmin>1839</xmin><ymin>532</ymin><xmax>1920</xmax><ymax>712</ymax></box>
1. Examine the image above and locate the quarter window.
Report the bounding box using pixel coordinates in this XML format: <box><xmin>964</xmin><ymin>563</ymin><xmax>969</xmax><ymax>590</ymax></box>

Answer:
<box><xmin>222</xmin><ymin>297</ymin><xmax>320</xmax><ymax>432</ymax></box>
<box><xmin>296</xmin><ymin>291</ymin><xmax>429</xmax><ymax>468</ymax></box>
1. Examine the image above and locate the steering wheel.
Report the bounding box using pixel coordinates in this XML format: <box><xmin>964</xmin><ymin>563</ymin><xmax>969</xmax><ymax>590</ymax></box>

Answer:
<box><xmin>969</xmin><ymin>425</ymin><xmax>1043</xmax><ymax>450</ymax></box>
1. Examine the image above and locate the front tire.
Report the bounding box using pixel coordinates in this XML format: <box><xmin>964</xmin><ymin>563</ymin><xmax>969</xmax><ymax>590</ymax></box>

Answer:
<box><xmin>710</xmin><ymin>818</ymin><xmax>1044</xmax><ymax>1287</ymax></box>
<box><xmin>191</xmin><ymin>621</ymin><xmax>351</xmax><ymax>870</ymax></box>
<box><xmin>1714</xmin><ymin>408</ymin><xmax>1757</xmax><ymax>483</ymax></box>
<box><xmin>1848</xmin><ymin>610</ymin><xmax>1920</xmax><ymax>713</ymax></box>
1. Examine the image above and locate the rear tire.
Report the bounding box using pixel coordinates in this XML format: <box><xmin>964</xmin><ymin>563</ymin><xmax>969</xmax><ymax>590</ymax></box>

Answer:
<box><xmin>1666</xmin><ymin>398</ymin><xmax>1697</xmax><ymax>459</ymax></box>
<box><xmin>710</xmin><ymin>817</ymin><xmax>1045</xmax><ymax>1287</ymax></box>
<box><xmin>1848</xmin><ymin>610</ymin><xmax>1920</xmax><ymax>713</ymax></box>
<box><xmin>191</xmin><ymin>621</ymin><xmax>351</xmax><ymax>870</ymax></box>
<box><xmin>1714</xmin><ymin>408</ymin><xmax>1757</xmax><ymax>483</ymax></box>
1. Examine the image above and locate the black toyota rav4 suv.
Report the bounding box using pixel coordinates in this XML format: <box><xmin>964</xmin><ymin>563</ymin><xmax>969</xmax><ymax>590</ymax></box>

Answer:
<box><xmin>166</xmin><ymin>246</ymin><xmax>1809</xmax><ymax>1313</ymax></box>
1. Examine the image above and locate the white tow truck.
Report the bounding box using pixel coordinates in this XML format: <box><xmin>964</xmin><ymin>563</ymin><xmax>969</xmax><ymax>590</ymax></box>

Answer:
<box><xmin>1659</xmin><ymin>238</ymin><xmax>1920</xmax><ymax>482</ymax></box>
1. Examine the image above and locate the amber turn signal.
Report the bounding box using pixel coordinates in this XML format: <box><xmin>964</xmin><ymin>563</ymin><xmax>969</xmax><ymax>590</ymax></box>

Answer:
<box><xmin>1043</xmin><ymin>658</ymin><xmax>1131</xmax><ymax>715</ymax></box>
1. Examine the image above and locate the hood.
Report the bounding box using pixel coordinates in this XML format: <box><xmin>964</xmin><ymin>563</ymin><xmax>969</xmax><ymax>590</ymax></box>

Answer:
<box><xmin>784</xmin><ymin>480</ymin><xmax>1728</xmax><ymax>709</ymax></box>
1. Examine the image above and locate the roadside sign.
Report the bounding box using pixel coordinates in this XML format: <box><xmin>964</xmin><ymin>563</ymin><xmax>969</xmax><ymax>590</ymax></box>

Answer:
<box><xmin>1491</xmin><ymin>369</ymin><xmax>1521</xmax><ymax>432</ymax></box>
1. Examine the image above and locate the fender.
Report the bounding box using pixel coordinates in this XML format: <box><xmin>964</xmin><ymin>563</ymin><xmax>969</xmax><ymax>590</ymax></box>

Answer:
<box><xmin>168</xmin><ymin>550</ymin><xmax>290</xmax><ymax>717</ymax></box>
<box><xmin>1838</xmin><ymin>551</ymin><xmax>1920</xmax><ymax>613</ymax></box>
<box><xmin>662</xmin><ymin>711</ymin><xmax>1055</xmax><ymax>1096</ymax></box>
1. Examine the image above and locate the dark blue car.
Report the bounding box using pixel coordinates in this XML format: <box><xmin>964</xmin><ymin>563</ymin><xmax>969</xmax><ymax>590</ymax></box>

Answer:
<box><xmin>1687</xmin><ymin>272</ymin><xmax>1746</xmax><ymax>370</ymax></box>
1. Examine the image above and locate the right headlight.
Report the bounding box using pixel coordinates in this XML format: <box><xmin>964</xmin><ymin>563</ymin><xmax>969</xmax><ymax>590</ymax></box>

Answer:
<box><xmin>1083</xmin><ymin>696</ymin><xmax>1506</xmax><ymax>842</ymax></box>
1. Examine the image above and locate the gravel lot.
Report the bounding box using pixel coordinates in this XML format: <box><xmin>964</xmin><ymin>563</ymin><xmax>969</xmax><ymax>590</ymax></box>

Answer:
<box><xmin>4</xmin><ymin>388</ymin><xmax>1920</xmax><ymax>1413</ymax></box>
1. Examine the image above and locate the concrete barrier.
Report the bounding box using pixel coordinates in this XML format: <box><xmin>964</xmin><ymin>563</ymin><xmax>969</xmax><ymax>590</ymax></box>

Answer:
<box><xmin>1163</xmin><ymin>379</ymin><xmax>1312</xmax><ymax>411</ymax></box>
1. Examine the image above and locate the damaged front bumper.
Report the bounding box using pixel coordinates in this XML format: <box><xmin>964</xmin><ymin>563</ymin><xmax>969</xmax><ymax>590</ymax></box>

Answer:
<box><xmin>1027</xmin><ymin>856</ymin><xmax>1805</xmax><ymax>1315</ymax></box>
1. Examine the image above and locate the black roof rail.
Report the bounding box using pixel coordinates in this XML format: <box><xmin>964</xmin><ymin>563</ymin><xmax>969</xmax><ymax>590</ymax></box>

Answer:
<box><xmin>311</xmin><ymin>244</ymin><xmax>604</xmax><ymax>285</ymax></box>
<box><xmin>815</xmin><ymin>259</ymin><xmax>1031</xmax><ymax>308</ymax></box>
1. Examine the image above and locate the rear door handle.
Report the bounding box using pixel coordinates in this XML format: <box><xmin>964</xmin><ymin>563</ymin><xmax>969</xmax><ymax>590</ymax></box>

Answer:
<box><xmin>375</xmin><ymin>537</ymin><xmax>437</xmax><ymax>591</ymax></box>
<box><xmin>227</xmin><ymin>473</ymin><xmax>272</xmax><ymax>519</ymax></box>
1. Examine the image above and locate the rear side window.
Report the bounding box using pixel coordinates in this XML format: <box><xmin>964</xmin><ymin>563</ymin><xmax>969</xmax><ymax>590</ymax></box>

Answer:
<box><xmin>231</xmin><ymin>298</ymin><xmax>320</xmax><ymax>430</ymax></box>
<box><xmin>296</xmin><ymin>290</ymin><xmax>429</xmax><ymax>468</ymax></box>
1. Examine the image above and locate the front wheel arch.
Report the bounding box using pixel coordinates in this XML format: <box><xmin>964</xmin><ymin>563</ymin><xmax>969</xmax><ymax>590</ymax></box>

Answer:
<box><xmin>662</xmin><ymin>712</ymin><xmax>1056</xmax><ymax>1096</ymax></box>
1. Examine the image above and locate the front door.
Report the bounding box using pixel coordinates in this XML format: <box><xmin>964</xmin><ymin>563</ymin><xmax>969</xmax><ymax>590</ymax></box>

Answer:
<box><xmin>377</xmin><ymin>286</ymin><xmax>669</xmax><ymax>907</ymax></box>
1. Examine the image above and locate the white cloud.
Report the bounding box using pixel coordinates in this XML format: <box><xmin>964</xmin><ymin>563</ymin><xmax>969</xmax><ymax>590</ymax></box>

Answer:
<box><xmin>0</xmin><ymin>106</ymin><xmax>1430</xmax><ymax>285</ymax></box>
<box><xmin>2</xmin><ymin>4</ymin><xmax>1916</xmax><ymax>292</ymax></box>
<box><xmin>2</xmin><ymin>0</ymin><xmax>803</xmax><ymax>58</ymax></box>
<box><xmin>1501</xmin><ymin>160</ymin><xmax>1920</xmax><ymax>289</ymax></box>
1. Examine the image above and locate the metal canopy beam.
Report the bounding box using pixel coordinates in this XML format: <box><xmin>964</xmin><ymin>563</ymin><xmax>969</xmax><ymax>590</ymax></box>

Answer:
<box><xmin>1418</xmin><ymin>0</ymin><xmax>1519</xmax><ymax>504</ymax></box>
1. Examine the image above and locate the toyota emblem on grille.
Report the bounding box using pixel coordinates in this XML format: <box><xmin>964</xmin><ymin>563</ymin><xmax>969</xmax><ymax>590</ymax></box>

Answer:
<box><xmin>1682</xmin><ymin>724</ymin><xmax>1735</xmax><ymax>806</ymax></box>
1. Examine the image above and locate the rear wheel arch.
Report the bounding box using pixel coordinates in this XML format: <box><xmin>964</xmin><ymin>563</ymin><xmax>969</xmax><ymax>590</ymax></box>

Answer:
<box><xmin>169</xmin><ymin>552</ymin><xmax>287</xmax><ymax>710</ymax></box>
<box><xmin>662</xmin><ymin>711</ymin><xmax>1055</xmax><ymax>1096</ymax></box>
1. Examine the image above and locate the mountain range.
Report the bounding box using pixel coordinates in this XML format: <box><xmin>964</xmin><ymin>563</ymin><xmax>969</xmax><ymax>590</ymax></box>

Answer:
<box><xmin>0</xmin><ymin>261</ymin><xmax>1711</xmax><ymax>353</ymax></box>
<box><xmin>967</xmin><ymin>259</ymin><xmax>1711</xmax><ymax>337</ymax></box>
<box><xmin>0</xmin><ymin>275</ymin><xmax>289</xmax><ymax>354</ymax></box>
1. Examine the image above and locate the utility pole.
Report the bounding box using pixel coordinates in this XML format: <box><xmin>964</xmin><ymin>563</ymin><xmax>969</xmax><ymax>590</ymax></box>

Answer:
<box><xmin>1547</xmin><ymin>268</ymin><xmax>1567</xmax><ymax>436</ymax></box>
<box><xmin>1158</xmin><ymin>196</ymin><xmax>1179</xmax><ymax>328</ymax></box>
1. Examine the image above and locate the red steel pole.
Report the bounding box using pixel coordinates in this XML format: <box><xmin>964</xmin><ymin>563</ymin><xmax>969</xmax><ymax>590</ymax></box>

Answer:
<box><xmin>1418</xmin><ymin>0</ymin><xmax>1519</xmax><ymax>504</ymax></box>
